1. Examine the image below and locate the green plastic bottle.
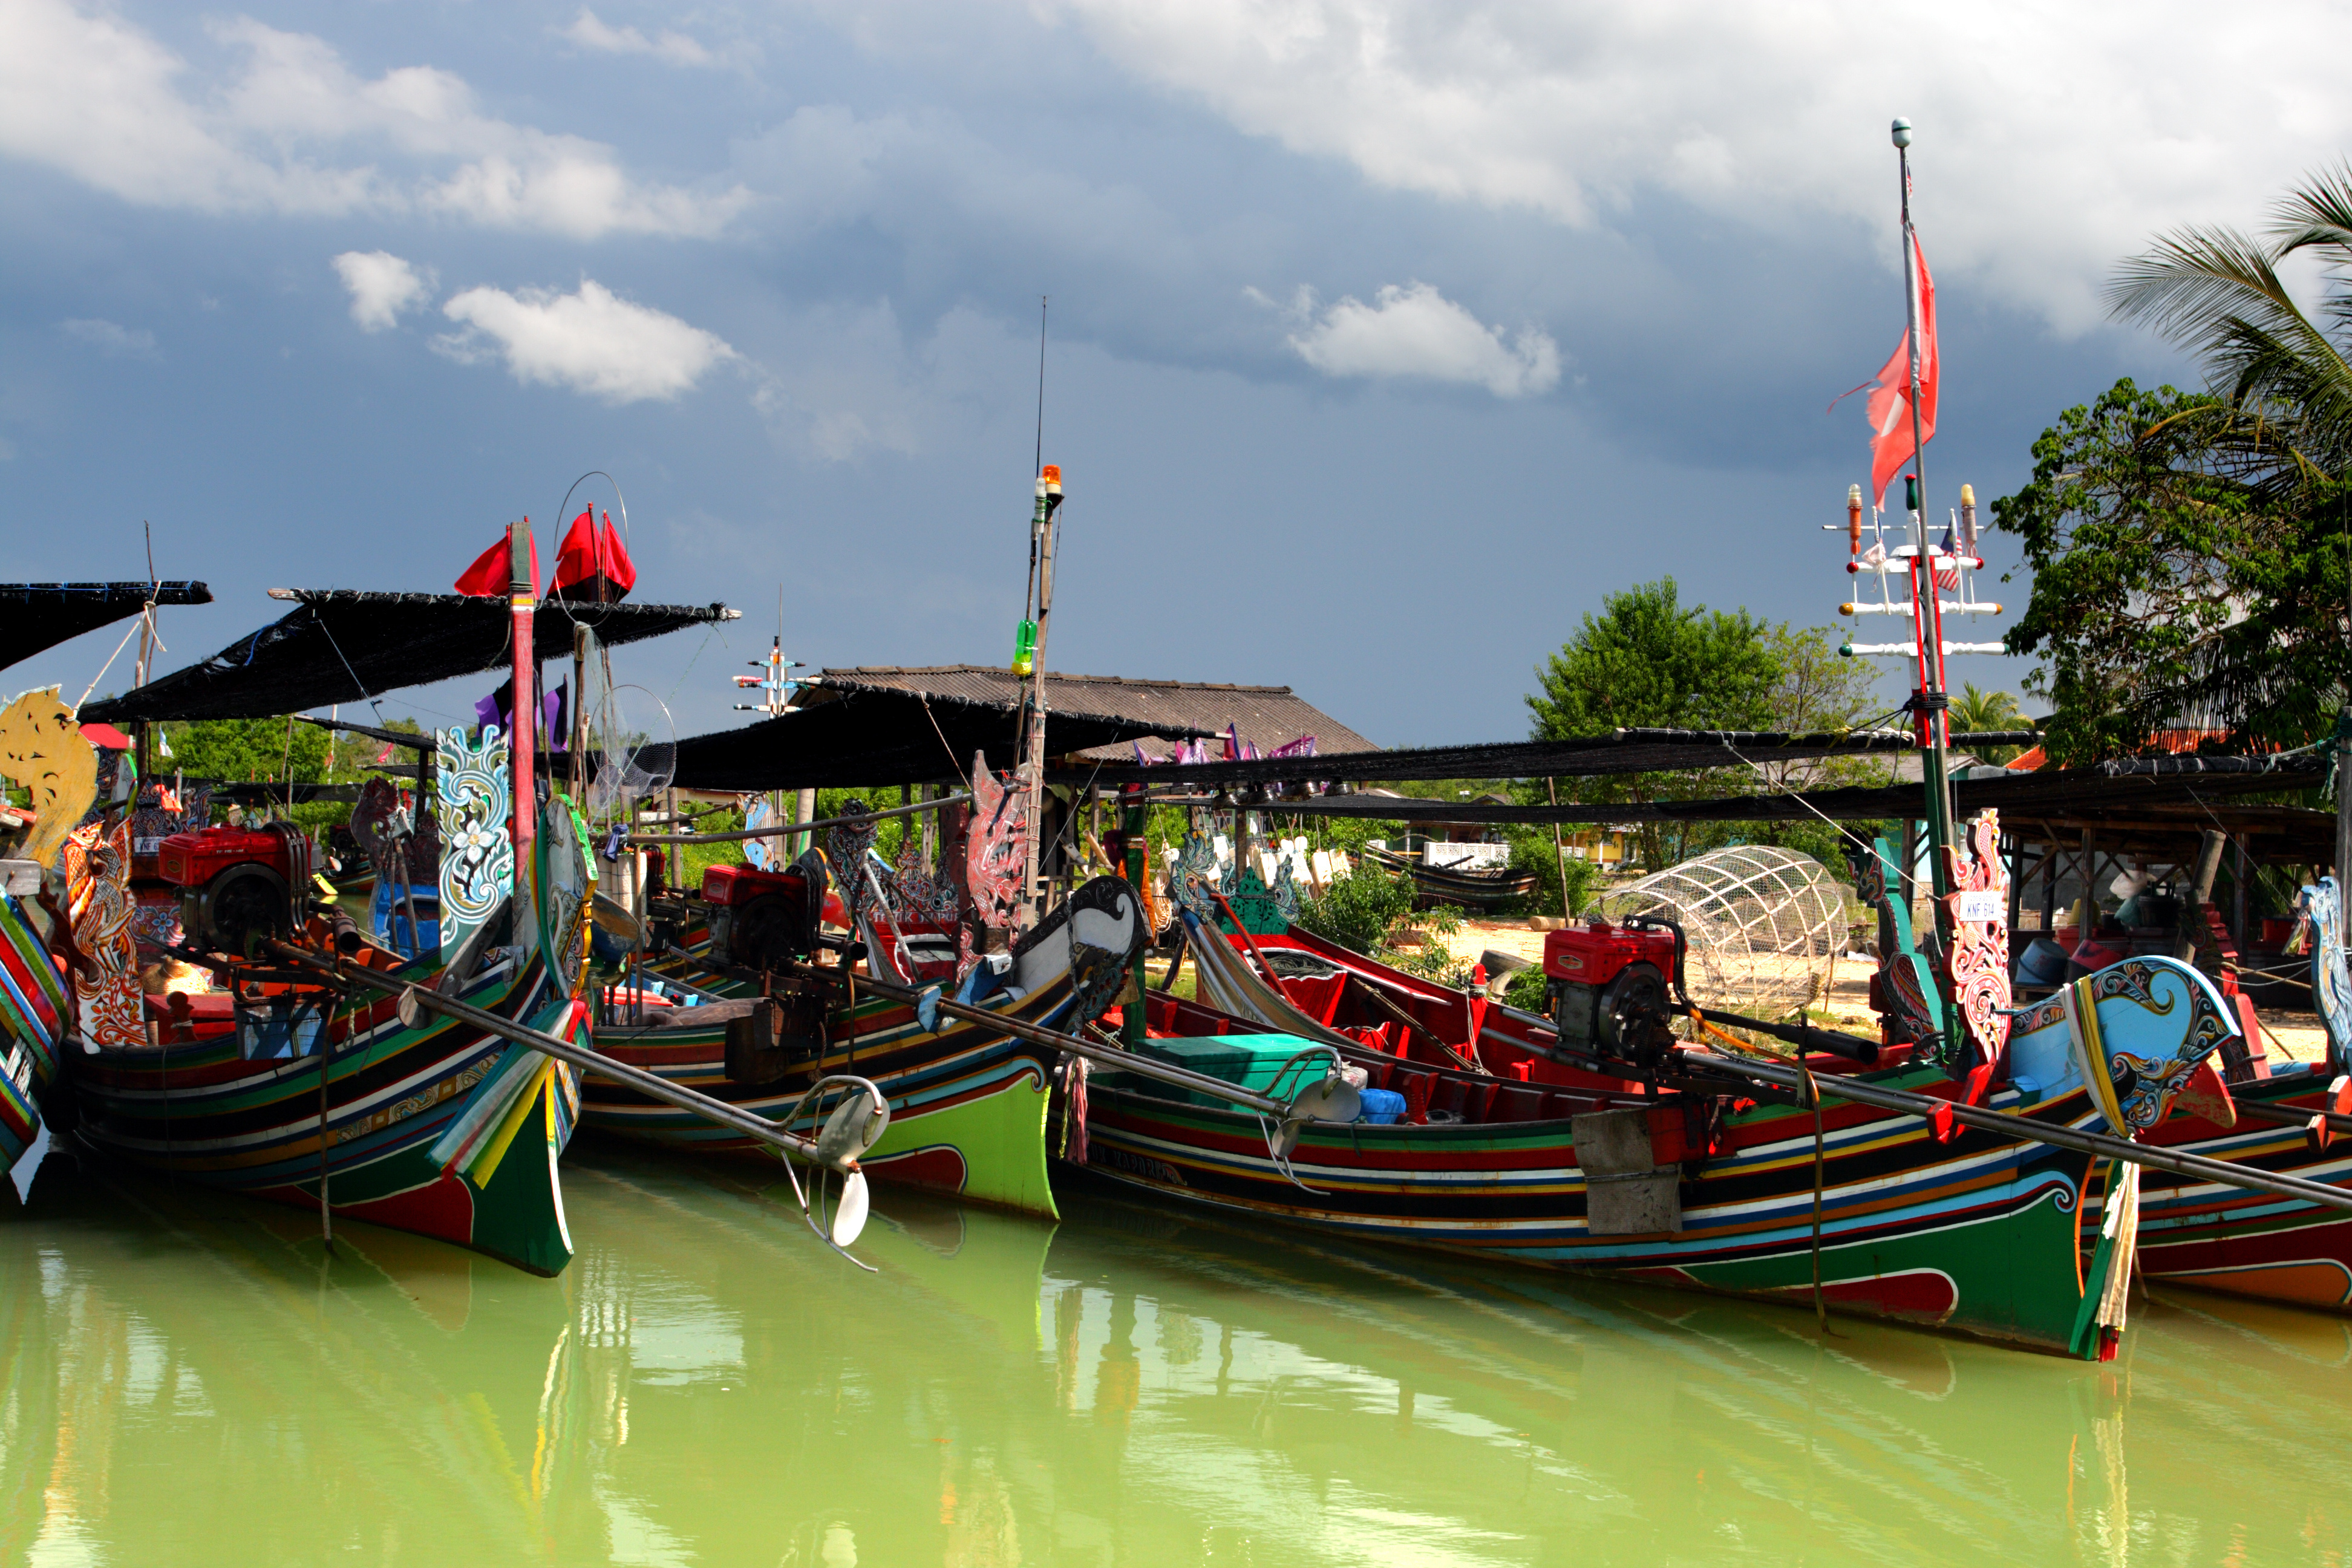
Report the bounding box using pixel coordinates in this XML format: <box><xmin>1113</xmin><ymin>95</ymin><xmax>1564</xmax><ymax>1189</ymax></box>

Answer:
<box><xmin>1011</xmin><ymin>618</ymin><xmax>1037</xmax><ymax>675</ymax></box>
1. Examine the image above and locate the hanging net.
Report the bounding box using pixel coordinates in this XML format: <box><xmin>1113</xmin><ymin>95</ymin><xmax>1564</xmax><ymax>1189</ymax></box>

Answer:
<box><xmin>1598</xmin><ymin>844</ymin><xmax>1848</xmax><ymax>1018</ymax></box>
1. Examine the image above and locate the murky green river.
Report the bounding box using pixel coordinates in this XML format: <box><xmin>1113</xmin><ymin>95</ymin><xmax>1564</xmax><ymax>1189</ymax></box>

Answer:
<box><xmin>4</xmin><ymin>1140</ymin><xmax>2347</xmax><ymax>1566</ymax></box>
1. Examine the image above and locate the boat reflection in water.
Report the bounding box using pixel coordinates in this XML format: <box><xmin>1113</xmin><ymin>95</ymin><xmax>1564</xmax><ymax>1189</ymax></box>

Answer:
<box><xmin>9</xmin><ymin>1143</ymin><xmax>2352</xmax><ymax>1565</ymax></box>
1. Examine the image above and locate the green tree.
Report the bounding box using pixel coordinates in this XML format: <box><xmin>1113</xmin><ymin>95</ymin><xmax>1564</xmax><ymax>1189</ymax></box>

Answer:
<box><xmin>2108</xmin><ymin>162</ymin><xmax>2352</xmax><ymax>483</ymax></box>
<box><xmin>1527</xmin><ymin>579</ymin><xmax>1779</xmax><ymax>737</ymax></box>
<box><xmin>1990</xmin><ymin>164</ymin><xmax>2352</xmax><ymax>761</ymax></box>
<box><xmin>1993</xmin><ymin>379</ymin><xmax>2351</xmax><ymax>761</ymax></box>
<box><xmin>1525</xmin><ymin>585</ymin><xmax>1886</xmax><ymax>872</ymax></box>
<box><xmin>1949</xmin><ymin>684</ymin><xmax>2027</xmax><ymax>764</ymax></box>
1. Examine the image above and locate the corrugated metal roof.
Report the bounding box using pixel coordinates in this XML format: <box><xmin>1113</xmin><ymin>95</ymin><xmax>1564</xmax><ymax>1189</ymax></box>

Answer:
<box><xmin>808</xmin><ymin>665</ymin><xmax>1379</xmax><ymax>759</ymax></box>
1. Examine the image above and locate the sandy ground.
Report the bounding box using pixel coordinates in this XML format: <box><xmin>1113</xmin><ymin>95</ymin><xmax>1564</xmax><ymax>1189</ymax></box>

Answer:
<box><xmin>1438</xmin><ymin>916</ymin><xmax>2334</xmax><ymax>1066</ymax></box>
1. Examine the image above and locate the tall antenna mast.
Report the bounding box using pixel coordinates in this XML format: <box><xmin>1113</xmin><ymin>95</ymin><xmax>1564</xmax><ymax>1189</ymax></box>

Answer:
<box><xmin>1014</xmin><ymin>297</ymin><xmax>1062</xmax><ymax>926</ymax></box>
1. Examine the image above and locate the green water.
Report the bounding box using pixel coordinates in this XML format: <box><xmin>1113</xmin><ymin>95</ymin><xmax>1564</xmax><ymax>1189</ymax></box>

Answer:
<box><xmin>4</xmin><ymin>1143</ymin><xmax>2347</xmax><ymax>1567</ymax></box>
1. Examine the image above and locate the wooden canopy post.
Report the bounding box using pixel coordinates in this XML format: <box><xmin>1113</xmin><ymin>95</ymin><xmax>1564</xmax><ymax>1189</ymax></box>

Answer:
<box><xmin>509</xmin><ymin>520</ymin><xmax>536</xmax><ymax>871</ymax></box>
<box><xmin>1547</xmin><ymin>777</ymin><xmax>1571</xmax><ymax>916</ymax></box>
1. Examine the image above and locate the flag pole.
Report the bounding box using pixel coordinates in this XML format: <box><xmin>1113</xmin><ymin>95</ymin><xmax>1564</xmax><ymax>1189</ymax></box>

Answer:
<box><xmin>1893</xmin><ymin>116</ymin><xmax>1963</xmax><ymax>1067</ymax></box>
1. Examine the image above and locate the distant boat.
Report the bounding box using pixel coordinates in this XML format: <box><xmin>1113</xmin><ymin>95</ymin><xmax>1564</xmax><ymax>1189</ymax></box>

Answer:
<box><xmin>1363</xmin><ymin>843</ymin><xmax>1538</xmax><ymax>911</ymax></box>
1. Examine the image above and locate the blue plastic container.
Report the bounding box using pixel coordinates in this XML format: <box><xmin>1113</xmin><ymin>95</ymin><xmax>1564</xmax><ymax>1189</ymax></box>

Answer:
<box><xmin>1356</xmin><ymin>1088</ymin><xmax>1408</xmax><ymax>1125</ymax></box>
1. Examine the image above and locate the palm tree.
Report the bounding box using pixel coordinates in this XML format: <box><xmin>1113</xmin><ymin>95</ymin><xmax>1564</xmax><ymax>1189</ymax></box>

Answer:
<box><xmin>2107</xmin><ymin>163</ymin><xmax>2352</xmax><ymax>491</ymax></box>
<box><xmin>1949</xmin><ymin>684</ymin><xmax>2026</xmax><ymax>763</ymax></box>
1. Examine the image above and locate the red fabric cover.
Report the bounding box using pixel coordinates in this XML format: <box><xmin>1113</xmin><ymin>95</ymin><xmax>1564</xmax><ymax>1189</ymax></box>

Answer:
<box><xmin>79</xmin><ymin>722</ymin><xmax>133</xmax><ymax>750</ymax></box>
<box><xmin>455</xmin><ymin>529</ymin><xmax>540</xmax><ymax>597</ymax></box>
<box><xmin>1281</xmin><ymin>972</ymin><xmax>1347</xmax><ymax>1026</ymax></box>
<box><xmin>552</xmin><ymin>509</ymin><xmax>636</xmax><ymax>599</ymax></box>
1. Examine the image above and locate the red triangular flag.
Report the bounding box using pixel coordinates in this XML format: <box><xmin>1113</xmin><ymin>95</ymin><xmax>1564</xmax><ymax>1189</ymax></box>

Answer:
<box><xmin>551</xmin><ymin>509</ymin><xmax>636</xmax><ymax>599</ymax></box>
<box><xmin>454</xmin><ymin>524</ymin><xmax>538</xmax><ymax>597</ymax></box>
<box><xmin>1865</xmin><ymin>232</ymin><xmax>1938</xmax><ymax>508</ymax></box>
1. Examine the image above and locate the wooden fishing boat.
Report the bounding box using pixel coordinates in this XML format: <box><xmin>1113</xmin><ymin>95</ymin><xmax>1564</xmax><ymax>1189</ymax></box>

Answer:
<box><xmin>1086</xmin><ymin>938</ymin><xmax>2253</xmax><ymax>1356</ymax></box>
<box><xmin>60</xmin><ymin>521</ymin><xmax>630</xmax><ymax>1274</ymax></box>
<box><xmin>73</xmin><ymin>850</ymin><xmax>590</xmax><ymax>1275</ymax></box>
<box><xmin>0</xmin><ymin>885</ymin><xmax>68</xmax><ymax>1200</ymax></box>
<box><xmin>2119</xmin><ymin>876</ymin><xmax>2352</xmax><ymax>1308</ymax></box>
<box><xmin>1362</xmin><ymin>843</ymin><xmax>1540</xmax><ymax>911</ymax></box>
<box><xmin>592</xmin><ymin>873</ymin><xmax>1147</xmax><ymax>1221</ymax></box>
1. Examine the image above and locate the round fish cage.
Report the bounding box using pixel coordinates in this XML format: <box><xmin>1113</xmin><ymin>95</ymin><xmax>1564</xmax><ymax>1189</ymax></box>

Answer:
<box><xmin>1598</xmin><ymin>845</ymin><xmax>1849</xmax><ymax>1018</ymax></box>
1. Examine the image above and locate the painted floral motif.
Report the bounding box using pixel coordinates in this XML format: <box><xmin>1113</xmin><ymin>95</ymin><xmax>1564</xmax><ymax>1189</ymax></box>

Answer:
<box><xmin>964</xmin><ymin>752</ymin><xmax>1029</xmax><ymax>929</ymax></box>
<box><xmin>1941</xmin><ymin>809</ymin><xmax>2013</xmax><ymax>1071</ymax></box>
<box><xmin>436</xmin><ymin>726</ymin><xmax>512</xmax><ymax>961</ymax></box>
<box><xmin>1170</xmin><ymin>829</ymin><xmax>1224</xmax><ymax>923</ymax></box>
<box><xmin>61</xmin><ymin>820</ymin><xmax>143</xmax><ymax>1048</ymax></box>
<box><xmin>2074</xmin><ymin>959</ymin><xmax>2234</xmax><ymax>1132</ymax></box>
<box><xmin>827</xmin><ymin>803</ymin><xmax>881</xmax><ymax>933</ymax></box>
<box><xmin>2299</xmin><ymin>877</ymin><xmax>2349</xmax><ymax>1071</ymax></box>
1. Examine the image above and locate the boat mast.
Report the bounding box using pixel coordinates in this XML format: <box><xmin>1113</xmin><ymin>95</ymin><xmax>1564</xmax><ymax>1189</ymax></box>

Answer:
<box><xmin>510</xmin><ymin>519</ymin><xmax>536</xmax><ymax>872</ymax></box>
<box><xmin>1016</xmin><ymin>462</ymin><xmax>1063</xmax><ymax>927</ymax></box>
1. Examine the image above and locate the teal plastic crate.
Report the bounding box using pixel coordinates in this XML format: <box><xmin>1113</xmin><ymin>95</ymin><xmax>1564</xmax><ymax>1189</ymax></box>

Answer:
<box><xmin>1124</xmin><ymin>1033</ymin><xmax>1327</xmax><ymax>1107</ymax></box>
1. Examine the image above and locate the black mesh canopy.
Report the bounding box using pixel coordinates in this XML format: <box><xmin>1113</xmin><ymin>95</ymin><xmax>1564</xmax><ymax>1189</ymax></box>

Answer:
<box><xmin>1045</xmin><ymin>728</ymin><xmax>2044</xmax><ymax>788</ymax></box>
<box><xmin>85</xmin><ymin>590</ymin><xmax>736</xmax><ymax>722</ymax></box>
<box><xmin>1158</xmin><ymin>753</ymin><xmax>2326</xmax><ymax>825</ymax></box>
<box><xmin>671</xmin><ymin>688</ymin><xmax>1205</xmax><ymax>791</ymax></box>
<box><xmin>0</xmin><ymin>582</ymin><xmax>211</xmax><ymax>673</ymax></box>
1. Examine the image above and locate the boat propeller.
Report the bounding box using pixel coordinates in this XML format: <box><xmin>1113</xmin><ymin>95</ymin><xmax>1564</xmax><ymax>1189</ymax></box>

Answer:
<box><xmin>778</xmin><ymin>1075</ymin><xmax>890</xmax><ymax>1261</ymax></box>
<box><xmin>1261</xmin><ymin>1046</ymin><xmax>1362</xmax><ymax>1192</ymax></box>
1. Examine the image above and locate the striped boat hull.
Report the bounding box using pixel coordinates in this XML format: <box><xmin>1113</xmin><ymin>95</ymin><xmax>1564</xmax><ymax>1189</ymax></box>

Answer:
<box><xmin>2120</xmin><ymin>1063</ymin><xmax>2352</xmax><ymax>1308</ymax></box>
<box><xmin>586</xmin><ymin>959</ymin><xmax>1068</xmax><ymax>1218</ymax></box>
<box><xmin>71</xmin><ymin>953</ymin><xmax>583</xmax><ymax>1275</ymax></box>
<box><xmin>1082</xmin><ymin>1068</ymin><xmax>2113</xmax><ymax>1356</ymax></box>
<box><xmin>0</xmin><ymin>892</ymin><xmax>68</xmax><ymax>1183</ymax></box>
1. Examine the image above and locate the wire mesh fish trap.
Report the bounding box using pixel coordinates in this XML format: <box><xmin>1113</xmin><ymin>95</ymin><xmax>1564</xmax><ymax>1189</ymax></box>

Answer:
<box><xmin>1598</xmin><ymin>845</ymin><xmax>1847</xmax><ymax>1018</ymax></box>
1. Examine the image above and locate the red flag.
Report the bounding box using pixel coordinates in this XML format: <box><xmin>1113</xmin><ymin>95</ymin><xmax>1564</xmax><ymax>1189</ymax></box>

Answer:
<box><xmin>551</xmin><ymin>508</ymin><xmax>637</xmax><ymax>600</ymax></box>
<box><xmin>454</xmin><ymin>524</ymin><xmax>538</xmax><ymax>597</ymax></box>
<box><xmin>1866</xmin><ymin>232</ymin><xmax>1938</xmax><ymax>508</ymax></box>
<box><xmin>373</xmin><ymin>740</ymin><xmax>395</xmax><ymax>765</ymax></box>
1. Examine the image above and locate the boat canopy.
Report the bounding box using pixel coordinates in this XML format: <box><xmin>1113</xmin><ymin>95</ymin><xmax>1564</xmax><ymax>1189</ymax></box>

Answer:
<box><xmin>0</xmin><ymin>581</ymin><xmax>211</xmax><ymax>674</ymax></box>
<box><xmin>670</xmin><ymin>685</ymin><xmax>1207</xmax><ymax>792</ymax></box>
<box><xmin>83</xmin><ymin>589</ymin><xmax>736</xmax><ymax>723</ymax></box>
<box><xmin>1138</xmin><ymin>751</ymin><xmax>2327</xmax><ymax>830</ymax></box>
<box><xmin>1047</xmin><ymin>728</ymin><xmax>2045</xmax><ymax>789</ymax></box>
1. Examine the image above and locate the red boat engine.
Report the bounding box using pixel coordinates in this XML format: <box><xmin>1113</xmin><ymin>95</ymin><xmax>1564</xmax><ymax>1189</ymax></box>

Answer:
<box><xmin>1543</xmin><ymin>915</ymin><xmax>1683</xmax><ymax>1069</ymax></box>
<box><xmin>702</xmin><ymin>853</ymin><xmax>828</xmax><ymax>971</ymax></box>
<box><xmin>157</xmin><ymin>824</ymin><xmax>313</xmax><ymax>955</ymax></box>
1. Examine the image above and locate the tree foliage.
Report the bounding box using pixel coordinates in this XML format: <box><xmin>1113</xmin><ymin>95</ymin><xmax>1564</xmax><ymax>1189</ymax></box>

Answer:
<box><xmin>1949</xmin><ymin>684</ymin><xmax>2027</xmax><ymax>764</ymax></box>
<box><xmin>1993</xmin><ymin>379</ymin><xmax>2351</xmax><ymax>762</ymax></box>
<box><xmin>1524</xmin><ymin>580</ymin><xmax>1887</xmax><ymax>871</ymax></box>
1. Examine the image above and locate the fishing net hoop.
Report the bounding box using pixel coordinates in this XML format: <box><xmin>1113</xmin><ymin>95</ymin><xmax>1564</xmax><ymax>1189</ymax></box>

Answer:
<box><xmin>1598</xmin><ymin>844</ymin><xmax>1847</xmax><ymax>1019</ymax></box>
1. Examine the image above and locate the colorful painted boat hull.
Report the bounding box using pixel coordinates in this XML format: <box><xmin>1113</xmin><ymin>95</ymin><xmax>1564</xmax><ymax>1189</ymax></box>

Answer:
<box><xmin>1081</xmin><ymin>1063</ymin><xmax>2114</xmax><ymax>1356</ymax></box>
<box><xmin>0</xmin><ymin>891</ymin><xmax>68</xmax><ymax>1191</ymax></box>
<box><xmin>71</xmin><ymin>951</ymin><xmax>583</xmax><ymax>1275</ymax></box>
<box><xmin>2123</xmin><ymin>1065</ymin><xmax>2352</xmax><ymax>1307</ymax></box>
<box><xmin>581</xmin><ymin>973</ymin><xmax>1068</xmax><ymax>1220</ymax></box>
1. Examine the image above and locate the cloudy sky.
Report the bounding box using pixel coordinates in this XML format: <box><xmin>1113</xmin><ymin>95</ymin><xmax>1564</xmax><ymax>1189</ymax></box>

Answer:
<box><xmin>0</xmin><ymin>0</ymin><xmax>2334</xmax><ymax>748</ymax></box>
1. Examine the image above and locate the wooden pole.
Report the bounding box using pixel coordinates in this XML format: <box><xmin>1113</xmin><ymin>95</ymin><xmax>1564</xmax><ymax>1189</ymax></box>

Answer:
<box><xmin>2177</xmin><ymin>829</ymin><xmax>2227</xmax><ymax>964</ymax></box>
<box><xmin>1546</xmin><ymin>777</ymin><xmax>1570</xmax><ymax>915</ymax></box>
<box><xmin>2338</xmin><ymin>714</ymin><xmax>2351</xmax><ymax>889</ymax></box>
<box><xmin>509</xmin><ymin>521</ymin><xmax>537</xmax><ymax>875</ymax></box>
<box><xmin>1120</xmin><ymin>783</ymin><xmax>1148</xmax><ymax>1047</ymax></box>
<box><xmin>1018</xmin><ymin>467</ymin><xmax>1061</xmax><ymax>927</ymax></box>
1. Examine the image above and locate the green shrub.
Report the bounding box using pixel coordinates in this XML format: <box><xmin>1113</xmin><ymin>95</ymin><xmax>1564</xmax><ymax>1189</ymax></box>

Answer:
<box><xmin>1501</xmin><ymin>963</ymin><xmax>1551</xmax><ymax>1014</ymax></box>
